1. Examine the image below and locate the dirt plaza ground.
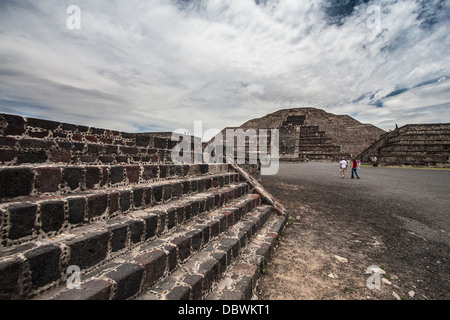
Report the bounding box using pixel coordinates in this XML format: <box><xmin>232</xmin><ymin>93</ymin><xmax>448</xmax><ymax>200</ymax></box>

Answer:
<box><xmin>255</xmin><ymin>162</ymin><xmax>450</xmax><ymax>300</ymax></box>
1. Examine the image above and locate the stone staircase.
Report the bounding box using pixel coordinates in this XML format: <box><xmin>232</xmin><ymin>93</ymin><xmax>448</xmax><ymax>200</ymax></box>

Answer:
<box><xmin>359</xmin><ymin>123</ymin><xmax>450</xmax><ymax>167</ymax></box>
<box><xmin>0</xmin><ymin>113</ymin><xmax>288</xmax><ymax>300</ymax></box>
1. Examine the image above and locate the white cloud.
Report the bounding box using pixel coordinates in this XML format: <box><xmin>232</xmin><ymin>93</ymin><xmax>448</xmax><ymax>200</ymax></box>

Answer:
<box><xmin>0</xmin><ymin>0</ymin><xmax>449</xmax><ymax>137</ymax></box>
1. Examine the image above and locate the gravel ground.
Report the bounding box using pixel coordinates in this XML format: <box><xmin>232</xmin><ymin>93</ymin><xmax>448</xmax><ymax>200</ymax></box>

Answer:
<box><xmin>255</xmin><ymin>162</ymin><xmax>450</xmax><ymax>300</ymax></box>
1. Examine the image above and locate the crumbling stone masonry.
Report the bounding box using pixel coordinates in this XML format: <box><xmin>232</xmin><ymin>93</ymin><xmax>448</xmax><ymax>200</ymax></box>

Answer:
<box><xmin>0</xmin><ymin>112</ymin><xmax>288</xmax><ymax>300</ymax></box>
<box><xmin>360</xmin><ymin>124</ymin><xmax>450</xmax><ymax>167</ymax></box>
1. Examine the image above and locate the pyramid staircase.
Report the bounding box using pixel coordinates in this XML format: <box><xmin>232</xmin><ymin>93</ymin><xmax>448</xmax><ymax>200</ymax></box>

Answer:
<box><xmin>359</xmin><ymin>124</ymin><xmax>450</xmax><ymax>167</ymax></box>
<box><xmin>0</xmin><ymin>113</ymin><xmax>288</xmax><ymax>300</ymax></box>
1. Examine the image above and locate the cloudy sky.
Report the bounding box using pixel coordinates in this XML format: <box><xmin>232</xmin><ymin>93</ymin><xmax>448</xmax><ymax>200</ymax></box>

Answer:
<box><xmin>0</xmin><ymin>0</ymin><xmax>449</xmax><ymax>139</ymax></box>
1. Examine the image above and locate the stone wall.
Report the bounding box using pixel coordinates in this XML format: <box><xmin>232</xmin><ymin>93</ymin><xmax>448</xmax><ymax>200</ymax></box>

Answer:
<box><xmin>360</xmin><ymin>123</ymin><xmax>450</xmax><ymax>167</ymax></box>
<box><xmin>0</xmin><ymin>113</ymin><xmax>184</xmax><ymax>166</ymax></box>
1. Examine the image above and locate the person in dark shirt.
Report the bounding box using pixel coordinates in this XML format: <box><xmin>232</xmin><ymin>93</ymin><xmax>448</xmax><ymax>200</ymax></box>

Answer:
<box><xmin>351</xmin><ymin>159</ymin><xmax>360</xmax><ymax>179</ymax></box>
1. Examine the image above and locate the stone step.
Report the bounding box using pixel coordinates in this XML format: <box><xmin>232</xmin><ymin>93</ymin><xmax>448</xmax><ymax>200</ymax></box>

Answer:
<box><xmin>0</xmin><ymin>184</ymin><xmax>255</xmax><ymax>299</ymax></box>
<box><xmin>0</xmin><ymin>171</ymin><xmax>241</xmax><ymax>246</ymax></box>
<box><xmin>297</xmin><ymin>145</ymin><xmax>340</xmax><ymax>152</ymax></box>
<box><xmin>32</xmin><ymin>194</ymin><xmax>263</xmax><ymax>300</ymax></box>
<box><xmin>134</xmin><ymin>205</ymin><xmax>282</xmax><ymax>301</ymax></box>
<box><xmin>0</xmin><ymin>112</ymin><xmax>177</xmax><ymax>150</ymax></box>
<box><xmin>207</xmin><ymin>213</ymin><xmax>286</xmax><ymax>300</ymax></box>
<box><xmin>376</xmin><ymin>154</ymin><xmax>450</xmax><ymax>165</ymax></box>
<box><xmin>0</xmin><ymin>163</ymin><xmax>231</xmax><ymax>200</ymax></box>
<box><xmin>380</xmin><ymin>144</ymin><xmax>450</xmax><ymax>153</ymax></box>
<box><xmin>0</xmin><ymin>135</ymin><xmax>176</xmax><ymax>166</ymax></box>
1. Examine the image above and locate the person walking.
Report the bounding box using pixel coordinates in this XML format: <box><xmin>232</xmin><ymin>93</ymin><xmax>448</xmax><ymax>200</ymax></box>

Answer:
<box><xmin>351</xmin><ymin>158</ymin><xmax>360</xmax><ymax>179</ymax></box>
<box><xmin>339</xmin><ymin>157</ymin><xmax>347</xmax><ymax>179</ymax></box>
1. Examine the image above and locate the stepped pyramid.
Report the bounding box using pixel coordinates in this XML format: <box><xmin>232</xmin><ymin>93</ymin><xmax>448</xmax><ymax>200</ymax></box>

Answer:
<box><xmin>0</xmin><ymin>112</ymin><xmax>288</xmax><ymax>300</ymax></box>
<box><xmin>218</xmin><ymin>108</ymin><xmax>385</xmax><ymax>161</ymax></box>
<box><xmin>360</xmin><ymin>123</ymin><xmax>450</xmax><ymax>167</ymax></box>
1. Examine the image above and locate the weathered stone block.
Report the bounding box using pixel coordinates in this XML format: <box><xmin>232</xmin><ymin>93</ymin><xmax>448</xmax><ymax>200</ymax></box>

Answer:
<box><xmin>126</xmin><ymin>165</ymin><xmax>140</xmax><ymax>183</ymax></box>
<box><xmin>99</xmin><ymin>155</ymin><xmax>114</xmax><ymax>164</ymax></box>
<box><xmin>142</xmin><ymin>165</ymin><xmax>158</xmax><ymax>180</ymax></box>
<box><xmin>164</xmin><ymin>245</ymin><xmax>178</xmax><ymax>272</ymax></box>
<box><xmin>52</xmin><ymin>279</ymin><xmax>112</xmax><ymax>300</ymax></box>
<box><xmin>108</xmin><ymin>192</ymin><xmax>119</xmax><ymax>215</ymax></box>
<box><xmin>143</xmin><ymin>186</ymin><xmax>152</xmax><ymax>206</ymax></box>
<box><xmin>18</xmin><ymin>150</ymin><xmax>48</xmax><ymax>164</ymax></box>
<box><xmin>135</xmin><ymin>134</ymin><xmax>151</xmax><ymax>147</ymax></box>
<box><xmin>36</xmin><ymin>167</ymin><xmax>61</xmax><ymax>193</ymax></box>
<box><xmin>171</xmin><ymin>182</ymin><xmax>183</xmax><ymax>199</ymax></box>
<box><xmin>24</xmin><ymin>244</ymin><xmax>61</xmax><ymax>289</ymax></box>
<box><xmin>8</xmin><ymin>203</ymin><xmax>37</xmax><ymax>239</ymax></box>
<box><xmin>198</xmin><ymin>259</ymin><xmax>219</xmax><ymax>291</ymax></box>
<box><xmin>0</xmin><ymin>137</ymin><xmax>17</xmax><ymax>146</ymax></box>
<box><xmin>207</xmin><ymin>220</ymin><xmax>220</xmax><ymax>238</ymax></box>
<box><xmin>105</xmin><ymin>145</ymin><xmax>118</xmax><ymax>154</ymax></box>
<box><xmin>153</xmin><ymin>137</ymin><xmax>168</xmax><ymax>149</ymax></box>
<box><xmin>171</xmin><ymin>236</ymin><xmax>191</xmax><ymax>262</ymax></box>
<box><xmin>194</xmin><ymin>224</ymin><xmax>210</xmax><ymax>245</ymax></box>
<box><xmin>120</xmin><ymin>146</ymin><xmax>138</xmax><ymax>155</ymax></box>
<box><xmin>143</xmin><ymin>214</ymin><xmax>158</xmax><ymax>239</ymax></box>
<box><xmin>132</xmin><ymin>187</ymin><xmax>145</xmax><ymax>208</ymax></box>
<box><xmin>166</xmin><ymin>285</ymin><xmax>190</xmax><ymax>300</ymax></box>
<box><xmin>163</xmin><ymin>183</ymin><xmax>172</xmax><ymax>201</ymax></box>
<box><xmin>0</xmin><ymin>259</ymin><xmax>25</xmax><ymax>299</ymax></box>
<box><xmin>153</xmin><ymin>185</ymin><xmax>163</xmax><ymax>203</ymax></box>
<box><xmin>0</xmin><ymin>167</ymin><xmax>34</xmax><ymax>198</ymax></box>
<box><xmin>3</xmin><ymin>114</ymin><xmax>25</xmax><ymax>135</ymax></box>
<box><xmin>105</xmin><ymin>263</ymin><xmax>144</xmax><ymax>300</ymax></box>
<box><xmin>219</xmin><ymin>238</ymin><xmax>240</xmax><ymax>263</ymax></box>
<box><xmin>186</xmin><ymin>230</ymin><xmax>203</xmax><ymax>253</ymax></box>
<box><xmin>68</xmin><ymin>197</ymin><xmax>86</xmax><ymax>224</ymax></box>
<box><xmin>26</xmin><ymin>117</ymin><xmax>60</xmax><ymax>131</ymax></box>
<box><xmin>159</xmin><ymin>165</ymin><xmax>168</xmax><ymax>178</ymax></box>
<box><xmin>62</xmin><ymin>167</ymin><xmax>83</xmax><ymax>191</ymax></box>
<box><xmin>108</xmin><ymin>224</ymin><xmax>128</xmax><ymax>252</ymax></box>
<box><xmin>40</xmin><ymin>200</ymin><xmax>65</xmax><ymax>233</ymax></box>
<box><xmin>50</xmin><ymin>150</ymin><xmax>71</xmax><ymax>163</ymax></box>
<box><xmin>87</xmin><ymin>193</ymin><xmax>108</xmax><ymax>219</ymax></box>
<box><xmin>175</xmin><ymin>206</ymin><xmax>185</xmax><ymax>225</ymax></box>
<box><xmin>119</xmin><ymin>190</ymin><xmax>131</xmax><ymax>212</ymax></box>
<box><xmin>199</xmin><ymin>164</ymin><xmax>209</xmax><ymax>174</ymax></box>
<box><xmin>87</xmin><ymin>143</ymin><xmax>103</xmax><ymax>154</ymax></box>
<box><xmin>0</xmin><ymin>149</ymin><xmax>17</xmax><ymax>162</ymax></box>
<box><xmin>167</xmin><ymin>208</ymin><xmax>176</xmax><ymax>230</ymax></box>
<box><xmin>212</xmin><ymin>251</ymin><xmax>227</xmax><ymax>275</ymax></box>
<box><xmin>110</xmin><ymin>166</ymin><xmax>124</xmax><ymax>184</ymax></box>
<box><xmin>67</xmin><ymin>231</ymin><xmax>110</xmax><ymax>270</ymax></box>
<box><xmin>183</xmin><ymin>274</ymin><xmax>203</xmax><ymax>300</ymax></box>
<box><xmin>128</xmin><ymin>219</ymin><xmax>144</xmax><ymax>244</ymax></box>
<box><xmin>134</xmin><ymin>250</ymin><xmax>167</xmax><ymax>287</ymax></box>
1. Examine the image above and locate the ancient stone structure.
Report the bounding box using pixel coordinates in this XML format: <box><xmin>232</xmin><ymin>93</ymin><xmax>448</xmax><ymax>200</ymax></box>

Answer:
<box><xmin>360</xmin><ymin>123</ymin><xmax>450</xmax><ymax>167</ymax></box>
<box><xmin>0</xmin><ymin>112</ymin><xmax>288</xmax><ymax>300</ymax></box>
<box><xmin>218</xmin><ymin>108</ymin><xmax>385</xmax><ymax>162</ymax></box>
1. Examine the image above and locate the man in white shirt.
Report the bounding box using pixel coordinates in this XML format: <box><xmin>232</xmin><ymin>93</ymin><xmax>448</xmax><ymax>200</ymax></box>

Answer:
<box><xmin>339</xmin><ymin>158</ymin><xmax>348</xmax><ymax>179</ymax></box>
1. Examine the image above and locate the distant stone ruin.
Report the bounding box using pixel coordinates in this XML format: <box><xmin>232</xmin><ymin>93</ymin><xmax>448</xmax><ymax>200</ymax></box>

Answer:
<box><xmin>216</xmin><ymin>108</ymin><xmax>386</xmax><ymax>162</ymax></box>
<box><xmin>360</xmin><ymin>123</ymin><xmax>450</xmax><ymax>167</ymax></box>
<box><xmin>0</xmin><ymin>112</ymin><xmax>287</xmax><ymax>300</ymax></box>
